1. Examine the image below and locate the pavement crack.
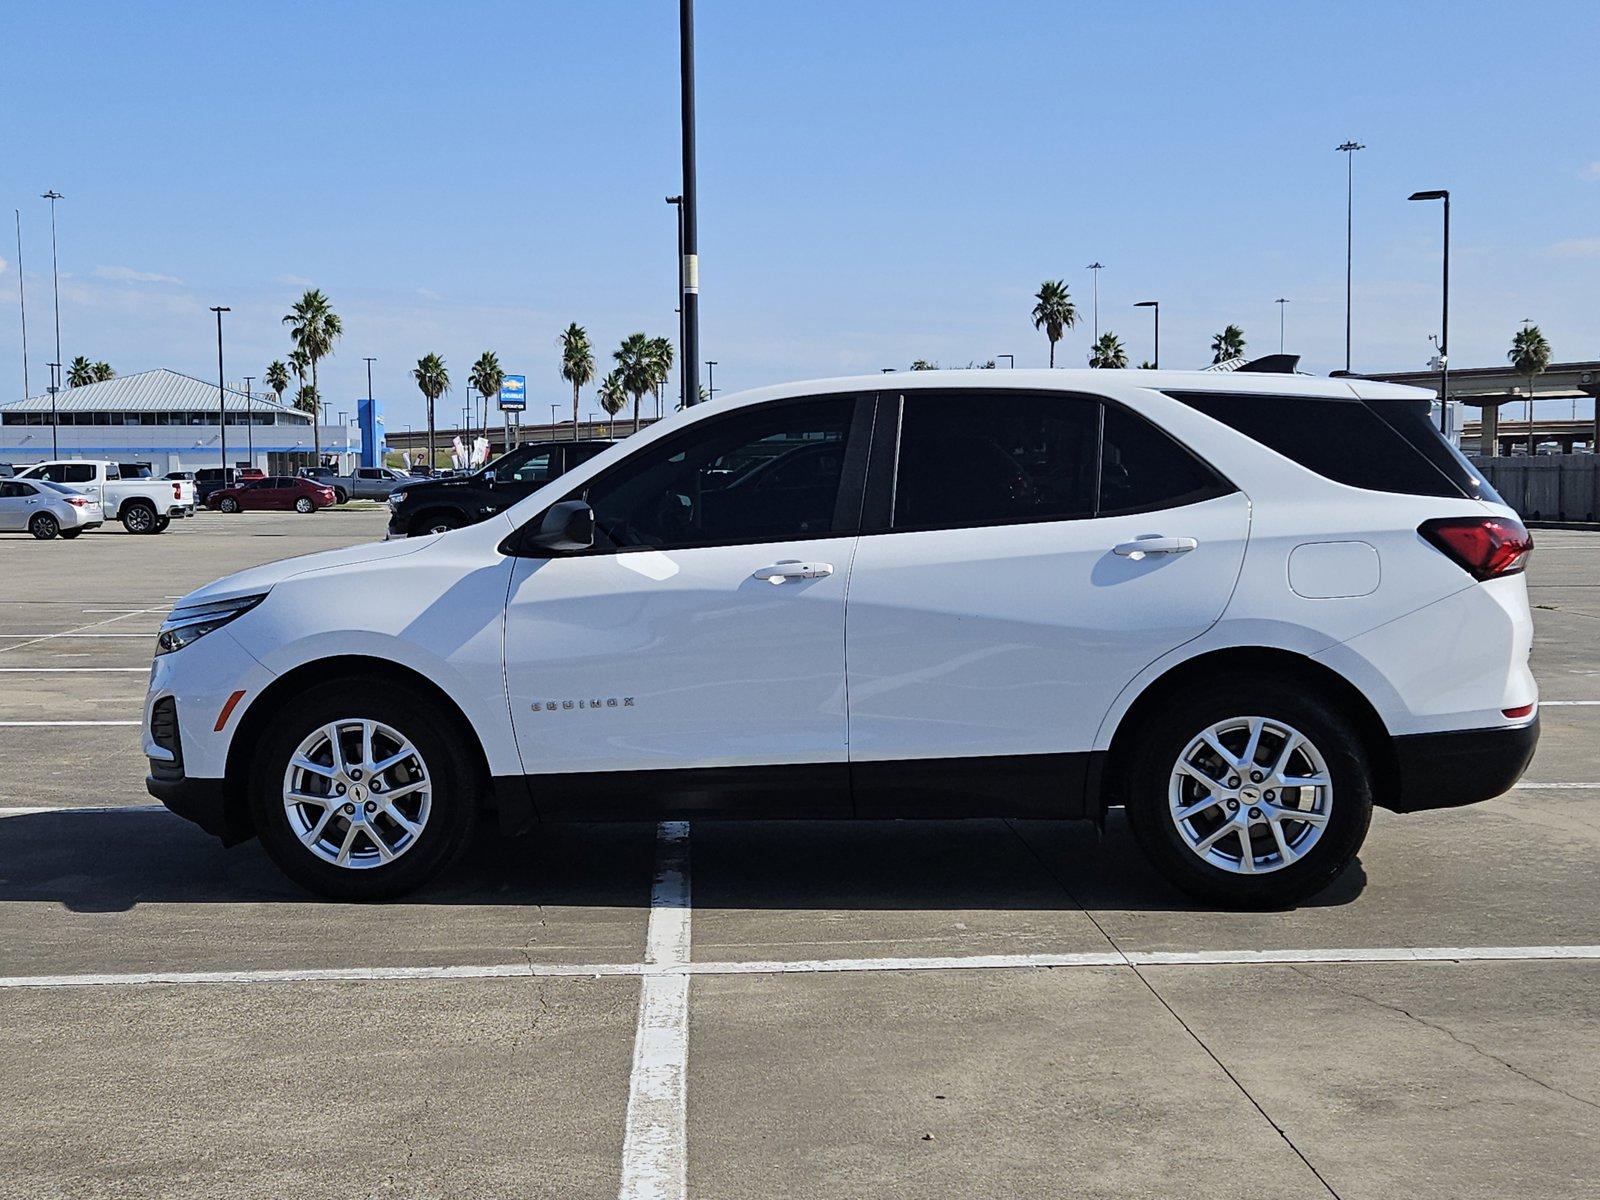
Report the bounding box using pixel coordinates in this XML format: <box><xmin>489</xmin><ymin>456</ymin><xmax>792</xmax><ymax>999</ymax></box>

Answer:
<box><xmin>1285</xmin><ymin>966</ymin><xmax>1600</xmax><ymax>1114</ymax></box>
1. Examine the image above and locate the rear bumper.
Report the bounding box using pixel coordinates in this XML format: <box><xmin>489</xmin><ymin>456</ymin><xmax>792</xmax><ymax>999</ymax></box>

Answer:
<box><xmin>1386</xmin><ymin>716</ymin><xmax>1540</xmax><ymax>813</ymax></box>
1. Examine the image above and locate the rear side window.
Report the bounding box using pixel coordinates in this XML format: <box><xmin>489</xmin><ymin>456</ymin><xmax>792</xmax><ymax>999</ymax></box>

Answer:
<box><xmin>1168</xmin><ymin>391</ymin><xmax>1473</xmax><ymax>499</ymax></box>
<box><xmin>894</xmin><ymin>393</ymin><xmax>1099</xmax><ymax>529</ymax></box>
<box><xmin>1370</xmin><ymin>400</ymin><xmax>1504</xmax><ymax>504</ymax></box>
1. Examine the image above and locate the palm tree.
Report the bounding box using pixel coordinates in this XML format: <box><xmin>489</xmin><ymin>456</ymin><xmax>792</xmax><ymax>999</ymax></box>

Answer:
<box><xmin>412</xmin><ymin>353</ymin><xmax>450</xmax><ymax>470</ymax></box>
<box><xmin>646</xmin><ymin>335</ymin><xmax>674</xmax><ymax>418</ymax></box>
<box><xmin>282</xmin><ymin>289</ymin><xmax>343</xmax><ymax>462</ymax></box>
<box><xmin>91</xmin><ymin>361</ymin><xmax>114</xmax><ymax>382</ymax></box>
<box><xmin>596</xmin><ymin>368</ymin><xmax>628</xmax><ymax>437</ymax></box>
<box><xmin>66</xmin><ymin>356</ymin><xmax>95</xmax><ymax>387</ymax></box>
<box><xmin>1509</xmin><ymin>323</ymin><xmax>1552</xmax><ymax>455</ymax></box>
<box><xmin>469</xmin><ymin>351</ymin><xmax>505</xmax><ymax>446</ymax></box>
<box><xmin>1210</xmin><ymin>324</ymin><xmax>1246</xmax><ymax>364</ymax></box>
<box><xmin>910</xmin><ymin>359</ymin><xmax>938</xmax><ymax>371</ymax></box>
<box><xmin>559</xmin><ymin>323</ymin><xmax>595</xmax><ymax>441</ymax></box>
<box><xmin>1089</xmin><ymin>332</ymin><xmax>1128</xmax><ymax>369</ymax></box>
<box><xmin>614</xmin><ymin>332</ymin><xmax>654</xmax><ymax>435</ymax></box>
<box><xmin>1137</xmin><ymin>360</ymin><xmax>1158</xmax><ymax>370</ymax></box>
<box><xmin>1031</xmin><ymin>280</ymin><xmax>1079</xmax><ymax>368</ymax></box>
<box><xmin>264</xmin><ymin>359</ymin><xmax>290</xmax><ymax>409</ymax></box>
<box><xmin>293</xmin><ymin>385</ymin><xmax>321</xmax><ymax>439</ymax></box>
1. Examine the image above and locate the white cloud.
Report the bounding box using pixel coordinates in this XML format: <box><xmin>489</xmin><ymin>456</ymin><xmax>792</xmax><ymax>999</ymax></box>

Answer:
<box><xmin>93</xmin><ymin>264</ymin><xmax>184</xmax><ymax>285</ymax></box>
<box><xmin>1548</xmin><ymin>237</ymin><xmax>1600</xmax><ymax>258</ymax></box>
<box><xmin>0</xmin><ymin>255</ymin><xmax>7</xmax><ymax>275</ymax></box>
<box><xmin>1582</xmin><ymin>162</ymin><xmax>1600</xmax><ymax>182</ymax></box>
<box><xmin>416</xmin><ymin>287</ymin><xmax>442</xmax><ymax>301</ymax></box>
<box><xmin>274</xmin><ymin>273</ymin><xmax>313</xmax><ymax>287</ymax></box>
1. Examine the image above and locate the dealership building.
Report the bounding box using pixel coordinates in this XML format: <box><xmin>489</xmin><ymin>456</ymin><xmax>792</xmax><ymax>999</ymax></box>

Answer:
<box><xmin>0</xmin><ymin>368</ymin><xmax>380</xmax><ymax>475</ymax></box>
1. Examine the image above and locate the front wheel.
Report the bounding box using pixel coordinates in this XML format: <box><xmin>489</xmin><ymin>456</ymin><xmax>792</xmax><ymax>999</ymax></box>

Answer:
<box><xmin>1123</xmin><ymin>679</ymin><xmax>1373</xmax><ymax>908</ymax></box>
<box><xmin>250</xmin><ymin>681</ymin><xmax>480</xmax><ymax>900</ymax></box>
<box><xmin>30</xmin><ymin>513</ymin><xmax>60</xmax><ymax>540</ymax></box>
<box><xmin>294</xmin><ymin>497</ymin><xmax>315</xmax><ymax>513</ymax></box>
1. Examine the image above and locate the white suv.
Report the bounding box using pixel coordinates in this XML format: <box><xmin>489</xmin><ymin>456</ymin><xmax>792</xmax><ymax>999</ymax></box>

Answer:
<box><xmin>145</xmin><ymin>369</ymin><xmax>1537</xmax><ymax>906</ymax></box>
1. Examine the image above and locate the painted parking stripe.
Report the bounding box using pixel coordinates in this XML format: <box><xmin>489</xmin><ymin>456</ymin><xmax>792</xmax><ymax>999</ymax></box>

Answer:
<box><xmin>618</xmin><ymin>820</ymin><xmax>691</xmax><ymax>1200</ymax></box>
<box><xmin>0</xmin><ymin>720</ymin><xmax>140</xmax><ymax>727</ymax></box>
<box><xmin>0</xmin><ymin>944</ymin><xmax>1596</xmax><ymax>992</ymax></box>
<box><xmin>0</xmin><ymin>610</ymin><xmax>145</xmax><ymax>654</ymax></box>
<box><xmin>1540</xmin><ymin>700</ymin><xmax>1600</xmax><ymax>705</ymax></box>
<box><xmin>1512</xmin><ymin>781</ymin><xmax>1600</xmax><ymax>789</ymax></box>
<box><xmin>0</xmin><ymin>632</ymin><xmax>153</xmax><ymax>638</ymax></box>
<box><xmin>0</xmin><ymin>804</ymin><xmax>166</xmax><ymax>818</ymax></box>
<box><xmin>0</xmin><ymin>666</ymin><xmax>147</xmax><ymax>673</ymax></box>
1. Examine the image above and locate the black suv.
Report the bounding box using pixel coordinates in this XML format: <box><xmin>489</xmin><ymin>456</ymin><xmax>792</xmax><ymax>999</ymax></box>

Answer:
<box><xmin>386</xmin><ymin>439</ymin><xmax>614</xmax><ymax>537</ymax></box>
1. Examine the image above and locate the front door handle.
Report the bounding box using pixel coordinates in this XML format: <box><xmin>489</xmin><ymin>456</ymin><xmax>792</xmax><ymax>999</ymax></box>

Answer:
<box><xmin>753</xmin><ymin>560</ymin><xmax>834</xmax><ymax>583</ymax></box>
<box><xmin>1113</xmin><ymin>535</ymin><xmax>1197</xmax><ymax>559</ymax></box>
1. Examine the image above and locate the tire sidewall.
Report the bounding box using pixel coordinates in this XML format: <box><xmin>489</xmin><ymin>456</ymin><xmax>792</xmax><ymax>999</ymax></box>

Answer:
<box><xmin>248</xmin><ymin>681</ymin><xmax>480</xmax><ymax>900</ymax></box>
<box><xmin>295</xmin><ymin>497</ymin><xmax>314</xmax><ymax>513</ymax></box>
<box><xmin>1124</xmin><ymin>680</ymin><xmax>1374</xmax><ymax>908</ymax></box>
<box><xmin>122</xmin><ymin>504</ymin><xmax>155</xmax><ymax>533</ymax></box>
<box><xmin>31</xmin><ymin>513</ymin><xmax>59</xmax><ymax>540</ymax></box>
<box><xmin>219</xmin><ymin>497</ymin><xmax>239</xmax><ymax>513</ymax></box>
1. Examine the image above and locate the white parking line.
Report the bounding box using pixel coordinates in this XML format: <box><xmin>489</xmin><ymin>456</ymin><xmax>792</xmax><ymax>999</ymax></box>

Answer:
<box><xmin>0</xmin><ymin>632</ymin><xmax>152</xmax><ymax>638</ymax></box>
<box><xmin>0</xmin><ymin>720</ymin><xmax>140</xmax><ymax>727</ymax></box>
<box><xmin>0</xmin><ymin>943</ymin><xmax>1595</xmax><ymax>992</ymax></box>
<box><xmin>1540</xmin><ymin>700</ymin><xmax>1600</xmax><ymax>705</ymax></box>
<box><xmin>0</xmin><ymin>610</ymin><xmax>146</xmax><ymax>654</ymax></box>
<box><xmin>1512</xmin><ymin>781</ymin><xmax>1600</xmax><ymax>789</ymax></box>
<box><xmin>0</xmin><ymin>667</ymin><xmax>147</xmax><ymax>673</ymax></box>
<box><xmin>0</xmin><ymin>804</ymin><xmax>165</xmax><ymax>818</ymax></box>
<box><xmin>618</xmin><ymin>820</ymin><xmax>692</xmax><ymax>1200</ymax></box>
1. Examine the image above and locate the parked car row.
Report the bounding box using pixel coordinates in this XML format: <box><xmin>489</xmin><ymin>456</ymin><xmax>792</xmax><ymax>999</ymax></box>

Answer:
<box><xmin>17</xmin><ymin>460</ymin><xmax>195</xmax><ymax>533</ymax></box>
<box><xmin>386</xmin><ymin>439</ymin><xmax>613</xmax><ymax>537</ymax></box>
<box><xmin>0</xmin><ymin>477</ymin><xmax>106</xmax><ymax>538</ymax></box>
<box><xmin>207</xmin><ymin>476</ymin><xmax>338</xmax><ymax>513</ymax></box>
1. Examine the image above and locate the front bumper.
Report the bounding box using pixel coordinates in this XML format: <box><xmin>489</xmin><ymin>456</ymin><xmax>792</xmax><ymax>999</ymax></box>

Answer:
<box><xmin>146</xmin><ymin>771</ymin><xmax>250</xmax><ymax>843</ymax></box>
<box><xmin>1386</xmin><ymin>716</ymin><xmax>1540</xmax><ymax>813</ymax></box>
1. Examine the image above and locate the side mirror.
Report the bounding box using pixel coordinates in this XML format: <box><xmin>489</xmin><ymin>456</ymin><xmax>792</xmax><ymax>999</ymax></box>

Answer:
<box><xmin>523</xmin><ymin>500</ymin><xmax>594</xmax><ymax>554</ymax></box>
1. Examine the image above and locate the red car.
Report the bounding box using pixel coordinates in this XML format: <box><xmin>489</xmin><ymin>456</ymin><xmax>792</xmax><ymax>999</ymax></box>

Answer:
<box><xmin>207</xmin><ymin>475</ymin><xmax>337</xmax><ymax>514</ymax></box>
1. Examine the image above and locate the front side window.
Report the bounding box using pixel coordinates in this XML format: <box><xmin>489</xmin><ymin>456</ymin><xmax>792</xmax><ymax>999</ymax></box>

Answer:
<box><xmin>894</xmin><ymin>392</ymin><xmax>1099</xmax><ymax>530</ymax></box>
<box><xmin>580</xmin><ymin>397</ymin><xmax>858</xmax><ymax>551</ymax></box>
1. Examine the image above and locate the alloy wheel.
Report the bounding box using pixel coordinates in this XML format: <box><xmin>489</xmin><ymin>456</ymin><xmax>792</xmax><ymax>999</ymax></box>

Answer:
<box><xmin>1167</xmin><ymin>715</ymin><xmax>1332</xmax><ymax>875</ymax></box>
<box><xmin>282</xmin><ymin>718</ymin><xmax>432</xmax><ymax>869</ymax></box>
<box><xmin>31</xmin><ymin>513</ymin><xmax>59</xmax><ymax>540</ymax></box>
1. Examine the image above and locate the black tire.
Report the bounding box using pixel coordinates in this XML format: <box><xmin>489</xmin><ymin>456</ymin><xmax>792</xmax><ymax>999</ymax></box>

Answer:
<box><xmin>121</xmin><ymin>502</ymin><xmax>157</xmax><ymax>534</ymax></box>
<box><xmin>29</xmin><ymin>513</ymin><xmax>60</xmax><ymax>540</ymax></box>
<box><xmin>412</xmin><ymin>510</ymin><xmax>462</xmax><ymax>536</ymax></box>
<box><xmin>1122</xmin><ymin>678</ymin><xmax>1373</xmax><ymax>909</ymax></box>
<box><xmin>294</xmin><ymin>496</ymin><xmax>315</xmax><ymax>513</ymax></box>
<box><xmin>249</xmin><ymin>679</ymin><xmax>481</xmax><ymax>901</ymax></box>
<box><xmin>333</xmin><ymin>488</ymin><xmax>349</xmax><ymax>505</ymax></box>
<box><xmin>218</xmin><ymin>497</ymin><xmax>240</xmax><ymax>513</ymax></box>
<box><xmin>59</xmin><ymin>528</ymin><xmax>82</xmax><ymax>539</ymax></box>
<box><xmin>153</xmin><ymin>516</ymin><xmax>171</xmax><ymax>532</ymax></box>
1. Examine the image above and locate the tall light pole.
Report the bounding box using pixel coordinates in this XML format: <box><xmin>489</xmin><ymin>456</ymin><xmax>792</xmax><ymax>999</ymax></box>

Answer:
<box><xmin>666</xmin><ymin>195</ymin><xmax>684</xmax><ymax>410</ymax></box>
<box><xmin>14</xmin><ymin>210</ymin><xmax>29</xmax><ymax>403</ymax></box>
<box><xmin>210</xmin><ymin>307</ymin><xmax>231</xmax><ymax>470</ymax></box>
<box><xmin>1086</xmin><ymin>262</ymin><xmax>1105</xmax><ymax>341</ymax></box>
<box><xmin>679</xmin><ymin>0</ymin><xmax>701</xmax><ymax>406</ymax></box>
<box><xmin>705</xmin><ymin>360</ymin><xmax>717</xmax><ymax>400</ymax></box>
<box><xmin>997</xmin><ymin>354</ymin><xmax>1014</xmax><ymax>369</ymax></box>
<box><xmin>46</xmin><ymin>362</ymin><xmax>60</xmax><ymax>457</ymax></box>
<box><xmin>1336</xmin><ymin>141</ymin><xmax>1364</xmax><ymax>373</ymax></box>
<box><xmin>41</xmin><ymin>192</ymin><xmax>62</xmax><ymax>397</ymax></box>
<box><xmin>1408</xmin><ymin>189</ymin><xmax>1450</xmax><ymax>432</ymax></box>
<box><xmin>1135</xmin><ymin>301</ymin><xmax>1159</xmax><ymax>368</ymax></box>
<box><xmin>1275</xmin><ymin>298</ymin><xmax>1290</xmax><ymax>354</ymax></box>
<box><xmin>243</xmin><ymin>375</ymin><xmax>255</xmax><ymax>465</ymax></box>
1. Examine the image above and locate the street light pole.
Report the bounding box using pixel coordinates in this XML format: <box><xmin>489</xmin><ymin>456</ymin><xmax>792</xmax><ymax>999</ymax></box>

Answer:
<box><xmin>210</xmin><ymin>307</ymin><xmax>231</xmax><ymax>470</ymax></box>
<box><xmin>1408</xmin><ymin>189</ymin><xmax>1450</xmax><ymax>432</ymax></box>
<box><xmin>1337</xmin><ymin>142</ymin><xmax>1364</xmax><ymax>373</ymax></box>
<box><xmin>1275</xmin><ymin>298</ymin><xmax>1289</xmax><ymax>355</ymax></box>
<box><xmin>1135</xmin><ymin>301</ymin><xmax>1159</xmax><ymax>368</ymax></box>
<box><xmin>705</xmin><ymin>360</ymin><xmax>717</xmax><ymax>400</ymax></box>
<box><xmin>46</xmin><ymin>362</ymin><xmax>60</xmax><ymax>457</ymax></box>
<box><xmin>243</xmin><ymin>376</ymin><xmax>255</xmax><ymax>465</ymax></box>
<box><xmin>679</xmin><ymin>0</ymin><xmax>701</xmax><ymax>406</ymax></box>
<box><xmin>666</xmin><ymin>195</ymin><xmax>684</xmax><ymax>411</ymax></box>
<box><xmin>41</xmin><ymin>191</ymin><xmax>62</xmax><ymax>398</ymax></box>
<box><xmin>14</xmin><ymin>210</ymin><xmax>29</xmax><ymax>404</ymax></box>
<box><xmin>1086</xmin><ymin>262</ymin><xmax>1105</xmax><ymax>341</ymax></box>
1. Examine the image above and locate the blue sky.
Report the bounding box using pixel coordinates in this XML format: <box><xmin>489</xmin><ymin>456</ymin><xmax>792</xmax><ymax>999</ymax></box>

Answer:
<box><xmin>2</xmin><ymin>0</ymin><xmax>1597</xmax><ymax>429</ymax></box>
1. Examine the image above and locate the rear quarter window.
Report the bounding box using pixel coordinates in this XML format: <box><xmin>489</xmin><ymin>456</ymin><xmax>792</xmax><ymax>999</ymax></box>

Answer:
<box><xmin>1167</xmin><ymin>391</ymin><xmax>1475</xmax><ymax>499</ymax></box>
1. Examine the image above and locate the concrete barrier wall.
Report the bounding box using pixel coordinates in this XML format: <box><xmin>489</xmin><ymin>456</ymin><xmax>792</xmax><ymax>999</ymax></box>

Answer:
<box><xmin>1474</xmin><ymin>455</ymin><xmax>1600</xmax><ymax>522</ymax></box>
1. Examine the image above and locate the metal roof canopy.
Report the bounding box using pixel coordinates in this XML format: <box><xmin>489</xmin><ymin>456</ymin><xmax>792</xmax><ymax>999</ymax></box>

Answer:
<box><xmin>0</xmin><ymin>368</ymin><xmax>308</xmax><ymax>417</ymax></box>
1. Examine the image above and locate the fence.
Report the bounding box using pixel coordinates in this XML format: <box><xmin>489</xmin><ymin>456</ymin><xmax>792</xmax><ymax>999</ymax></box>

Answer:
<box><xmin>1474</xmin><ymin>455</ymin><xmax>1600</xmax><ymax>522</ymax></box>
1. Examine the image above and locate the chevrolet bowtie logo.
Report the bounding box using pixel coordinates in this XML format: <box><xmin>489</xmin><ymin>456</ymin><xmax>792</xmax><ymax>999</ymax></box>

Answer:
<box><xmin>535</xmin><ymin>697</ymin><xmax>635</xmax><ymax>712</ymax></box>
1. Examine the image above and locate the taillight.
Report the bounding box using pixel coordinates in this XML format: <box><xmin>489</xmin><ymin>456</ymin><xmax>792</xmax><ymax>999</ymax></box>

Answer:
<box><xmin>173</xmin><ymin>483</ymin><xmax>182</xmax><ymax>500</ymax></box>
<box><xmin>67</xmin><ymin>497</ymin><xmax>88</xmax><ymax>508</ymax></box>
<box><xmin>1418</xmin><ymin>516</ymin><xmax>1533</xmax><ymax>581</ymax></box>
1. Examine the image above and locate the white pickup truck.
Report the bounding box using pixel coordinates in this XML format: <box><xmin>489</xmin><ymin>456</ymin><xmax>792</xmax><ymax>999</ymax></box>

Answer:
<box><xmin>19</xmin><ymin>460</ymin><xmax>196</xmax><ymax>533</ymax></box>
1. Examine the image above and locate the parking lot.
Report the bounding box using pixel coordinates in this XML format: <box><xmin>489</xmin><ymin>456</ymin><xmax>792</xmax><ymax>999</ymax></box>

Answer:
<box><xmin>1</xmin><ymin>509</ymin><xmax>1597</xmax><ymax>1199</ymax></box>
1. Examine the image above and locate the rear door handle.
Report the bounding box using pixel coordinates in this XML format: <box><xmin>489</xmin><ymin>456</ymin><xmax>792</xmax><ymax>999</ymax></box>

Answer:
<box><xmin>1113</xmin><ymin>536</ymin><xmax>1198</xmax><ymax>559</ymax></box>
<box><xmin>753</xmin><ymin>560</ymin><xmax>835</xmax><ymax>583</ymax></box>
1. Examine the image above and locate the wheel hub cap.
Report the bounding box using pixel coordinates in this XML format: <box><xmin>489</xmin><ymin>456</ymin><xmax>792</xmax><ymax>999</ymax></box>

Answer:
<box><xmin>282</xmin><ymin>718</ymin><xmax>431</xmax><ymax>870</ymax></box>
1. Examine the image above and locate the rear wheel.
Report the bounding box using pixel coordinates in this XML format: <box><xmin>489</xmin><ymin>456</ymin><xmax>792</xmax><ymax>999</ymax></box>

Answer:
<box><xmin>294</xmin><ymin>496</ymin><xmax>315</xmax><ymax>513</ymax></box>
<box><xmin>1123</xmin><ymin>679</ymin><xmax>1373</xmax><ymax>908</ymax></box>
<box><xmin>121</xmin><ymin>502</ymin><xmax>157</xmax><ymax>534</ymax></box>
<box><xmin>412</xmin><ymin>510</ymin><xmax>462</xmax><ymax>536</ymax></box>
<box><xmin>59</xmin><ymin>528</ymin><xmax>82</xmax><ymax>539</ymax></box>
<box><xmin>29</xmin><ymin>513</ymin><xmax>60</xmax><ymax>540</ymax></box>
<box><xmin>218</xmin><ymin>497</ymin><xmax>240</xmax><ymax>513</ymax></box>
<box><xmin>153</xmin><ymin>516</ymin><xmax>171</xmax><ymax>532</ymax></box>
<box><xmin>333</xmin><ymin>488</ymin><xmax>349</xmax><ymax>504</ymax></box>
<box><xmin>250</xmin><ymin>680</ymin><xmax>480</xmax><ymax>900</ymax></box>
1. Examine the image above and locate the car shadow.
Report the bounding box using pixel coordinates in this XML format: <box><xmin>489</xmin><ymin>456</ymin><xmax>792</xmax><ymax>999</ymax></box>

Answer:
<box><xmin>0</xmin><ymin>807</ymin><xmax>1365</xmax><ymax>915</ymax></box>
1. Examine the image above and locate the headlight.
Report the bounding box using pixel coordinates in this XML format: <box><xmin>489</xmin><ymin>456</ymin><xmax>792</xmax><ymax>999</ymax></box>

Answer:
<box><xmin>389</xmin><ymin>491</ymin><xmax>407</xmax><ymax>507</ymax></box>
<box><xmin>156</xmin><ymin>594</ymin><xmax>266</xmax><ymax>656</ymax></box>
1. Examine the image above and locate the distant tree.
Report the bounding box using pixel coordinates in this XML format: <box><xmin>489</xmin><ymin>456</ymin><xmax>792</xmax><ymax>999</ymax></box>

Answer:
<box><xmin>1137</xmin><ymin>360</ymin><xmax>1158</xmax><ymax>370</ymax></box>
<box><xmin>469</xmin><ymin>351</ymin><xmax>505</xmax><ymax>442</ymax></box>
<box><xmin>1089</xmin><ymin>332</ymin><xmax>1128</xmax><ymax>369</ymax></box>
<box><xmin>596</xmin><ymin>368</ymin><xmax>628</xmax><ymax>435</ymax></box>
<box><xmin>1031</xmin><ymin>280</ymin><xmax>1079</xmax><ymax>368</ymax></box>
<box><xmin>293</xmin><ymin>384</ymin><xmax>320</xmax><ymax>426</ymax></box>
<box><xmin>646</xmin><ymin>335</ymin><xmax>674</xmax><ymax>417</ymax></box>
<box><xmin>412</xmin><ymin>353</ymin><xmax>450</xmax><ymax>468</ymax></box>
<box><xmin>66</xmin><ymin>356</ymin><xmax>95</xmax><ymax>387</ymax></box>
<box><xmin>1210</xmin><ymin>324</ymin><xmax>1246</xmax><ymax>364</ymax></box>
<box><xmin>910</xmin><ymin>359</ymin><xmax>939</xmax><ymax>371</ymax></box>
<box><xmin>264</xmin><ymin>359</ymin><xmax>290</xmax><ymax>408</ymax></box>
<box><xmin>283</xmin><ymin>289</ymin><xmax>342</xmax><ymax>460</ymax></box>
<box><xmin>1509</xmin><ymin>323</ymin><xmax>1552</xmax><ymax>455</ymax></box>
<box><xmin>558</xmin><ymin>323</ymin><xmax>596</xmax><ymax>440</ymax></box>
<box><xmin>91</xmin><ymin>361</ymin><xmax>114</xmax><ymax>382</ymax></box>
<box><xmin>613</xmin><ymin>332</ymin><xmax>655</xmax><ymax>435</ymax></box>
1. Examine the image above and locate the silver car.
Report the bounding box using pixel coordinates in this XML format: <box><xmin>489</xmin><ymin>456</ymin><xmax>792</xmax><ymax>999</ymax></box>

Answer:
<box><xmin>0</xmin><ymin>478</ymin><xmax>105</xmax><ymax>540</ymax></box>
